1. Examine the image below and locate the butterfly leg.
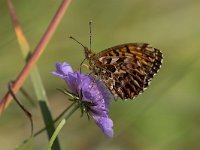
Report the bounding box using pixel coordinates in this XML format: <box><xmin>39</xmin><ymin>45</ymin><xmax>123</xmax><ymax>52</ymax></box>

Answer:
<box><xmin>79</xmin><ymin>58</ymin><xmax>87</xmax><ymax>73</ymax></box>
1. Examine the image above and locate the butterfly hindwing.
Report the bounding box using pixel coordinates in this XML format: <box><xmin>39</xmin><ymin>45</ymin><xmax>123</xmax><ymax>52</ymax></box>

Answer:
<box><xmin>87</xmin><ymin>43</ymin><xmax>163</xmax><ymax>100</ymax></box>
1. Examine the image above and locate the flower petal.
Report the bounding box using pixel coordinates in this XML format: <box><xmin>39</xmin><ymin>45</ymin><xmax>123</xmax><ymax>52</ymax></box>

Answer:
<box><xmin>52</xmin><ymin>62</ymin><xmax>73</xmax><ymax>78</ymax></box>
<box><xmin>53</xmin><ymin>62</ymin><xmax>113</xmax><ymax>137</ymax></box>
<box><xmin>93</xmin><ymin>116</ymin><xmax>113</xmax><ymax>138</ymax></box>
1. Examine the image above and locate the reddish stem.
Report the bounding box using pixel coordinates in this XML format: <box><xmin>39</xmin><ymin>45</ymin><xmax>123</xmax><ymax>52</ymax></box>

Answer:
<box><xmin>0</xmin><ymin>0</ymin><xmax>72</xmax><ymax>114</ymax></box>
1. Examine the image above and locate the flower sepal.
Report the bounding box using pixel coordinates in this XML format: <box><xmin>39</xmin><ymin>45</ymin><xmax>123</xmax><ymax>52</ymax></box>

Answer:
<box><xmin>57</xmin><ymin>88</ymin><xmax>80</xmax><ymax>101</ymax></box>
<box><xmin>58</xmin><ymin>88</ymin><xmax>97</xmax><ymax>119</ymax></box>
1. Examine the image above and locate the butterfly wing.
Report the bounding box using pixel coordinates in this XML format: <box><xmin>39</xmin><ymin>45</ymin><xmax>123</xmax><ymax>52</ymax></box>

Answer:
<box><xmin>93</xmin><ymin>43</ymin><xmax>163</xmax><ymax>100</ymax></box>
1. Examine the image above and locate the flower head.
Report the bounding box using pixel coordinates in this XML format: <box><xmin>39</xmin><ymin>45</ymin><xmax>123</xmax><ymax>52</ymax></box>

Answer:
<box><xmin>52</xmin><ymin>62</ymin><xmax>113</xmax><ymax>137</ymax></box>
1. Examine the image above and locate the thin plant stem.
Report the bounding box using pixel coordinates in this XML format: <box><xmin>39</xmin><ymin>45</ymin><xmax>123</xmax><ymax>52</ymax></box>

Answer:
<box><xmin>5</xmin><ymin>0</ymin><xmax>69</xmax><ymax>149</ymax></box>
<box><xmin>17</xmin><ymin>101</ymin><xmax>76</xmax><ymax>148</ymax></box>
<box><xmin>8</xmin><ymin>82</ymin><xmax>33</xmax><ymax>136</ymax></box>
<box><xmin>0</xmin><ymin>0</ymin><xmax>72</xmax><ymax>113</ymax></box>
<box><xmin>34</xmin><ymin>101</ymin><xmax>76</xmax><ymax>137</ymax></box>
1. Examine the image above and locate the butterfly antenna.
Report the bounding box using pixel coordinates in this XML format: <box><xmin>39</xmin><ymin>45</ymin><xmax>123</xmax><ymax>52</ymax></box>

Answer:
<box><xmin>89</xmin><ymin>20</ymin><xmax>92</xmax><ymax>52</ymax></box>
<box><xmin>69</xmin><ymin>36</ymin><xmax>86</xmax><ymax>49</ymax></box>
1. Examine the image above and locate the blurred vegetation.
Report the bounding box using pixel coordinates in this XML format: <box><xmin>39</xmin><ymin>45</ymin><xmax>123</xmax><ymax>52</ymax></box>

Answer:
<box><xmin>1</xmin><ymin>0</ymin><xmax>200</xmax><ymax>149</ymax></box>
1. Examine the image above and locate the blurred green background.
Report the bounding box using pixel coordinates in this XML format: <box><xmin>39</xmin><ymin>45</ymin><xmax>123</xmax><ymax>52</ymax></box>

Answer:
<box><xmin>1</xmin><ymin>0</ymin><xmax>200</xmax><ymax>149</ymax></box>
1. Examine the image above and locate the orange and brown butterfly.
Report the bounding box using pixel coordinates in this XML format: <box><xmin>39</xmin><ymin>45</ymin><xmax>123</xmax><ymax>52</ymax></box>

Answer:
<box><xmin>70</xmin><ymin>21</ymin><xmax>163</xmax><ymax>100</ymax></box>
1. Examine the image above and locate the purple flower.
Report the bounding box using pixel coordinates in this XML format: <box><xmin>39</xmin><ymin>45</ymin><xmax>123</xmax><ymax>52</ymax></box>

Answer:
<box><xmin>52</xmin><ymin>62</ymin><xmax>113</xmax><ymax>137</ymax></box>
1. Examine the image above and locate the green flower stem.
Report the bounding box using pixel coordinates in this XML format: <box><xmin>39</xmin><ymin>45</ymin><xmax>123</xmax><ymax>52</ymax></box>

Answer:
<box><xmin>46</xmin><ymin>103</ymin><xmax>80</xmax><ymax>150</ymax></box>
<box><xmin>46</xmin><ymin>119</ymin><xmax>66</xmax><ymax>150</ymax></box>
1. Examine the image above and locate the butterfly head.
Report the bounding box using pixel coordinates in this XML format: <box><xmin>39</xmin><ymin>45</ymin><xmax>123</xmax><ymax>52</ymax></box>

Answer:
<box><xmin>69</xmin><ymin>36</ymin><xmax>95</xmax><ymax>59</ymax></box>
<box><xmin>84</xmin><ymin>46</ymin><xmax>95</xmax><ymax>60</ymax></box>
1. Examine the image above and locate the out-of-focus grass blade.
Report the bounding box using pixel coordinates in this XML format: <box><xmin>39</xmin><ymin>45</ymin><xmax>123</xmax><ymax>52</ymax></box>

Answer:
<box><xmin>7</xmin><ymin>0</ymin><xmax>61</xmax><ymax>149</ymax></box>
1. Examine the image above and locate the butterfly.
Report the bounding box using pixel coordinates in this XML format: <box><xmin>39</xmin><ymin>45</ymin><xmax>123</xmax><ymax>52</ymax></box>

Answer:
<box><xmin>70</xmin><ymin>22</ymin><xmax>163</xmax><ymax>100</ymax></box>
